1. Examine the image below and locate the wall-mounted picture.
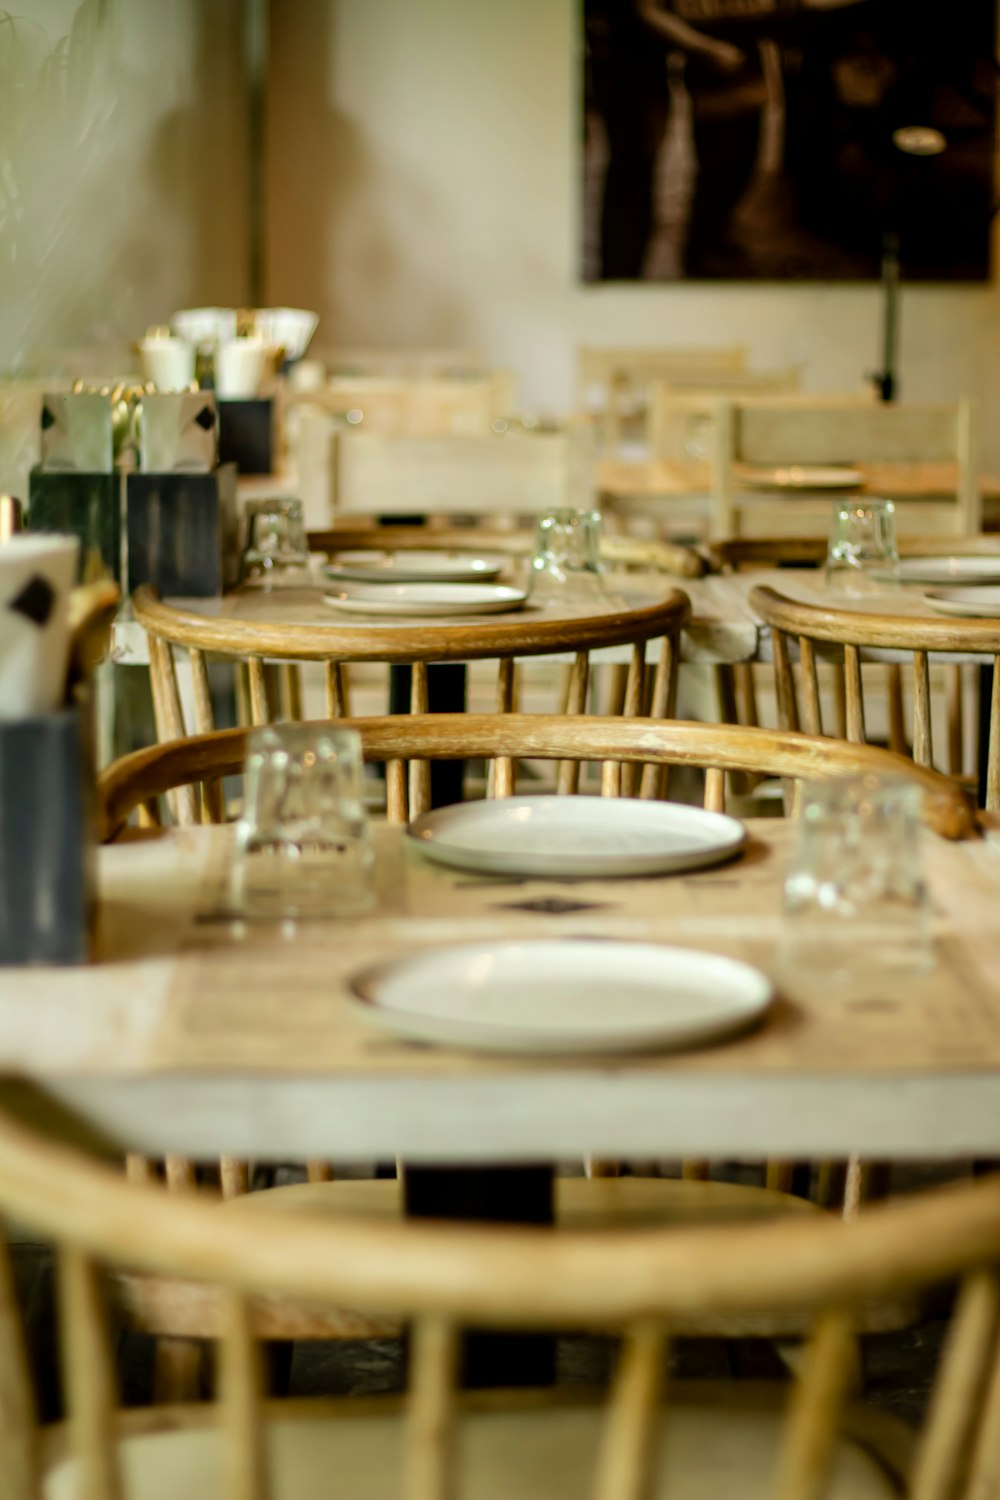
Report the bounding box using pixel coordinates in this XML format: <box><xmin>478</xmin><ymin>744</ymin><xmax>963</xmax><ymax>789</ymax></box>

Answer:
<box><xmin>583</xmin><ymin>0</ymin><xmax>998</xmax><ymax>282</ymax></box>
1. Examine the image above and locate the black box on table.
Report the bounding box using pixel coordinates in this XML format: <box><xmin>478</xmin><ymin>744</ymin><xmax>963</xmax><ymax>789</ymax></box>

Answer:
<box><xmin>27</xmin><ymin>469</ymin><xmax>122</xmax><ymax>582</ymax></box>
<box><xmin>217</xmin><ymin>398</ymin><xmax>274</xmax><ymax>475</ymax></box>
<box><xmin>125</xmin><ymin>463</ymin><xmax>239</xmax><ymax>597</ymax></box>
<box><xmin>0</xmin><ymin>696</ymin><xmax>95</xmax><ymax>965</ymax></box>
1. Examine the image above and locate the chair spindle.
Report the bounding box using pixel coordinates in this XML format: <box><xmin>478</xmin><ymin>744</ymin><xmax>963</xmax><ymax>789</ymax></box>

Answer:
<box><xmin>404</xmin><ymin>1315</ymin><xmax>459</xmax><ymax>1500</ymax></box>
<box><xmin>593</xmin><ymin>1322</ymin><xmax>669</xmax><ymax>1500</ymax></box>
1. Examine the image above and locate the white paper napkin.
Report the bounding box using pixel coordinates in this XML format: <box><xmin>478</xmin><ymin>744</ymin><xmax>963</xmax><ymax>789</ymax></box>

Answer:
<box><xmin>0</xmin><ymin>533</ymin><xmax>80</xmax><ymax>718</ymax></box>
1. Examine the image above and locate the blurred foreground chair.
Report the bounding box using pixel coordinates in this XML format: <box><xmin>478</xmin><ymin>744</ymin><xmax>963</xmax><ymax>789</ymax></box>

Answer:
<box><xmin>96</xmin><ymin>714</ymin><xmax>974</xmax><ymax>1395</ymax></box>
<box><xmin>2</xmin><ymin>1096</ymin><xmax>1000</xmax><ymax>1497</ymax></box>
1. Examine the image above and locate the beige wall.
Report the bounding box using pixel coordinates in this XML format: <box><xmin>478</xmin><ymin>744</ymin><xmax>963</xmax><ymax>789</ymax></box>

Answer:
<box><xmin>266</xmin><ymin>0</ymin><xmax>1000</xmax><ymax>466</ymax></box>
<box><xmin>0</xmin><ymin>0</ymin><xmax>249</xmax><ymax>376</ymax></box>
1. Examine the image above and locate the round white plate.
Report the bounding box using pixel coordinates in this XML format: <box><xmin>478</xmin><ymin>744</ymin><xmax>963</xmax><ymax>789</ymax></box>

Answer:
<box><xmin>350</xmin><ymin>940</ymin><xmax>772</xmax><ymax>1055</ymax></box>
<box><xmin>407</xmin><ymin>795</ymin><xmax>746</xmax><ymax>878</ymax></box>
<box><xmin>323</xmin><ymin>582</ymin><xmax>528</xmax><ymax>617</ymax></box>
<box><xmin>880</xmin><ymin>556</ymin><xmax>1000</xmax><ymax>587</ymax></box>
<box><xmin>740</xmin><ymin>465</ymin><xmax>863</xmax><ymax>490</ymax></box>
<box><xmin>323</xmin><ymin>550</ymin><xmax>506</xmax><ymax>584</ymax></box>
<box><xmin>924</xmin><ymin>585</ymin><xmax>1000</xmax><ymax>618</ymax></box>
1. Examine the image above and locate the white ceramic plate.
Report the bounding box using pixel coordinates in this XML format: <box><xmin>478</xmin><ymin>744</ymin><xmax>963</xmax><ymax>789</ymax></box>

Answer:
<box><xmin>924</xmin><ymin>586</ymin><xmax>1000</xmax><ymax>618</ymax></box>
<box><xmin>323</xmin><ymin>582</ymin><xmax>528</xmax><ymax>617</ymax></box>
<box><xmin>739</xmin><ymin>465</ymin><xmax>863</xmax><ymax>490</ymax></box>
<box><xmin>880</xmin><ymin>556</ymin><xmax>1000</xmax><ymax>586</ymax></box>
<box><xmin>323</xmin><ymin>550</ymin><xmax>506</xmax><ymax>584</ymax></box>
<box><xmin>350</xmin><ymin>939</ymin><xmax>773</xmax><ymax>1055</ymax></box>
<box><xmin>407</xmin><ymin>795</ymin><xmax>746</xmax><ymax>878</ymax></box>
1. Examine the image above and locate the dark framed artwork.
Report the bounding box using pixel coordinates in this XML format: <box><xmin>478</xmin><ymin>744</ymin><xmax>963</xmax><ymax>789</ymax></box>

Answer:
<box><xmin>583</xmin><ymin>0</ymin><xmax>998</xmax><ymax>282</ymax></box>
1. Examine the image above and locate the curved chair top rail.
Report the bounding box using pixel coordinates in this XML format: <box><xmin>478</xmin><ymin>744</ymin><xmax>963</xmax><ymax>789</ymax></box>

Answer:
<box><xmin>131</xmin><ymin>585</ymin><xmax>692</xmax><ymax>665</ymax></box>
<box><xmin>0</xmin><ymin>1098</ymin><xmax>997</xmax><ymax>1327</ymax></box>
<box><xmin>307</xmin><ymin>525</ymin><xmax>707</xmax><ymax>579</ymax></box>
<box><xmin>752</xmin><ymin>583</ymin><xmax>1000</xmax><ymax>653</ymax></box>
<box><xmin>707</xmin><ymin>535</ymin><xmax>1000</xmax><ymax>574</ymax></box>
<box><xmin>97</xmin><ymin>713</ymin><xmax>977</xmax><ymax>842</ymax></box>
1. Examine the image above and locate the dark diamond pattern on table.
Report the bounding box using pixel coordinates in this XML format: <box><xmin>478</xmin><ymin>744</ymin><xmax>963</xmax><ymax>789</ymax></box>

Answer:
<box><xmin>194</xmin><ymin>405</ymin><xmax>216</xmax><ymax>431</ymax></box>
<box><xmin>40</xmin><ymin>405</ymin><xmax>55</xmax><ymax>431</ymax></box>
<box><xmin>495</xmin><ymin>896</ymin><xmax>611</xmax><ymax>916</ymax></box>
<box><xmin>8</xmin><ymin>575</ymin><xmax>55</xmax><ymax>628</ymax></box>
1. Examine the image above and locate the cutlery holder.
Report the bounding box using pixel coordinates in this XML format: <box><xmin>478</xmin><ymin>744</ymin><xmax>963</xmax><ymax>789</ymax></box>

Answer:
<box><xmin>218</xmin><ymin>397</ymin><xmax>274</xmax><ymax>476</ymax></box>
<box><xmin>0</xmin><ymin>695</ymin><xmax>95</xmax><ymax>965</ymax></box>
<box><xmin>27</xmin><ymin>469</ymin><xmax>122</xmax><ymax>582</ymax></box>
<box><xmin>126</xmin><ymin>464</ymin><xmax>239</xmax><ymax>596</ymax></box>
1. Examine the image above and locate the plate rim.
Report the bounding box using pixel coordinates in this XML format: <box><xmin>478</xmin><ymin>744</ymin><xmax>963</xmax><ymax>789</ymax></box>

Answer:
<box><xmin>323</xmin><ymin>580</ymin><xmax>528</xmax><ymax>618</ymax></box>
<box><xmin>348</xmin><ymin>937</ymin><xmax>773</xmax><ymax>1055</ymax></box>
<box><xmin>406</xmin><ymin>793</ymin><xmax>746</xmax><ymax>877</ymax></box>
<box><xmin>881</xmin><ymin>557</ymin><xmax>1000</xmax><ymax>585</ymax></box>
<box><xmin>924</xmin><ymin>585</ymin><xmax>1000</xmax><ymax>617</ymax></box>
<box><xmin>322</xmin><ymin>550</ymin><xmax>507</xmax><ymax>583</ymax></box>
<box><xmin>738</xmin><ymin>464</ymin><xmax>863</xmax><ymax>490</ymax></box>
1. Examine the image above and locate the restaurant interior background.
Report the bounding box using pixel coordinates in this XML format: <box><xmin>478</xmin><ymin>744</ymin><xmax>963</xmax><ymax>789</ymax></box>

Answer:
<box><xmin>4</xmin><ymin>0</ymin><xmax>1000</xmax><ymax>464</ymax></box>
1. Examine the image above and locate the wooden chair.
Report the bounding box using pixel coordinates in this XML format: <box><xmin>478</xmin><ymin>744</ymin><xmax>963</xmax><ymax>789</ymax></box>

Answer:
<box><xmin>290</xmin><ymin>371</ymin><xmax>518</xmax><ymax>437</ymax></box>
<box><xmin>711</xmin><ymin>398</ymin><xmax>981</xmax><ymax>540</ymax></box>
<box><xmin>296</xmin><ymin>409</ymin><xmax>595</xmax><ymax>529</ymax></box>
<box><xmin>320</xmin><ymin>346</ymin><xmax>485</xmax><ymax>378</ymax></box>
<box><xmin>99</xmin><ymin>712</ymin><xmax>976</xmax><ymax>844</ymax></box>
<box><xmin>702</xmin><ymin>536</ymin><xmax>1000</xmax><ymax>753</ymax></box>
<box><xmin>647</xmin><ymin>379</ymin><xmax>810</xmax><ymax>465</ymax></box>
<box><xmin>578</xmin><ymin>345</ymin><xmax>747</xmax><ymax>452</ymax></box>
<box><xmin>751</xmin><ymin>584</ymin><xmax>1000</xmax><ymax>803</ymax></box>
<box><xmin>132</xmin><ymin>584</ymin><xmax>690</xmax><ymax>825</ymax></box>
<box><xmin>3</xmin><ymin>1094</ymin><xmax>1000</xmax><ymax>1498</ymax></box>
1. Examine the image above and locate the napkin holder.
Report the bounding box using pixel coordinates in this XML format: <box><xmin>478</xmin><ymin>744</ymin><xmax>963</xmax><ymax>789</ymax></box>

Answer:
<box><xmin>138</xmin><ymin>392</ymin><xmax>218</xmax><ymax>474</ymax></box>
<box><xmin>217</xmin><ymin>397</ymin><xmax>274</xmax><ymax>475</ymax></box>
<box><xmin>0</xmin><ymin>689</ymin><xmax>95</xmax><ymax>965</ymax></box>
<box><xmin>125</xmin><ymin>462</ymin><xmax>239</xmax><ymax>596</ymax></box>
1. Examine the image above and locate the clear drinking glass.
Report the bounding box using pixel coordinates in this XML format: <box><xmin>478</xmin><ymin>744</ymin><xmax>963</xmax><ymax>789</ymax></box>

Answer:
<box><xmin>231</xmin><ymin>724</ymin><xmax>376</xmax><ymax>920</ymax></box>
<box><xmin>825</xmin><ymin>497</ymin><xmax>898</xmax><ymax>592</ymax></box>
<box><xmin>241</xmin><ymin>499</ymin><xmax>310</xmax><ymax>586</ymax></box>
<box><xmin>529</xmin><ymin>508</ymin><xmax>605</xmax><ymax>602</ymax></box>
<box><xmin>778</xmin><ymin>772</ymin><xmax>933</xmax><ymax>992</ymax></box>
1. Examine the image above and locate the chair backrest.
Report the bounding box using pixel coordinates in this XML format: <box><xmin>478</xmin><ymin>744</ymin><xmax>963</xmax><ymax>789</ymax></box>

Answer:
<box><xmin>296</xmin><ymin>412</ymin><xmax>595</xmax><ymax>528</ymax></box>
<box><xmin>98</xmin><ymin>712</ymin><xmax>976</xmax><ymax>844</ymax></box>
<box><xmin>320</xmin><ymin>346</ymin><xmax>485</xmax><ymax>378</ymax></box>
<box><xmin>705</xmin><ymin>533</ymin><xmax>1000</xmax><ymax>575</ymax></box>
<box><xmin>132</xmin><ymin>588</ymin><xmax>691</xmax><ymax>824</ymax></box>
<box><xmin>712</xmin><ymin>398</ymin><xmax>981</xmax><ymax>539</ymax></box>
<box><xmin>2</xmin><ymin>1099</ymin><xmax>1000</xmax><ymax>1500</ymax></box>
<box><xmin>649</xmin><ymin>386</ymin><xmax>863</xmax><ymax>465</ymax></box>
<box><xmin>752</xmin><ymin>582</ymin><xmax>1000</xmax><ymax>806</ymax></box>
<box><xmin>293</xmin><ymin>371</ymin><xmax>518</xmax><ymax>436</ymax></box>
<box><xmin>578</xmin><ymin>345</ymin><xmax>748</xmax><ymax>451</ymax></box>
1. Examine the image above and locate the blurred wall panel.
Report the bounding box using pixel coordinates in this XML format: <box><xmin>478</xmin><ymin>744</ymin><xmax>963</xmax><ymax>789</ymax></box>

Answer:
<box><xmin>0</xmin><ymin>0</ymin><xmax>249</xmax><ymax>379</ymax></box>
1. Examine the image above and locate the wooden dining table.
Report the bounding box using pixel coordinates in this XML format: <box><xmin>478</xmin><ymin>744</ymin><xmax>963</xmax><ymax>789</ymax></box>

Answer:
<box><xmin>113</xmin><ymin>565</ymin><xmax>1000</xmax><ymax>674</ymax></box>
<box><xmin>5</xmin><ymin>814</ymin><xmax>1000</xmax><ymax>1165</ymax></box>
